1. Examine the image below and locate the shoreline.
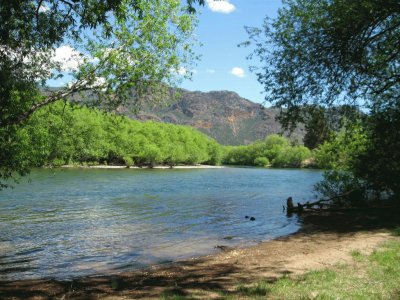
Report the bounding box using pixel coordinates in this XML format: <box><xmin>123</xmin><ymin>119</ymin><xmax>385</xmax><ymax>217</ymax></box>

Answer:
<box><xmin>1</xmin><ymin>209</ymin><xmax>399</xmax><ymax>299</ymax></box>
<box><xmin>60</xmin><ymin>164</ymin><xmax>226</xmax><ymax>169</ymax></box>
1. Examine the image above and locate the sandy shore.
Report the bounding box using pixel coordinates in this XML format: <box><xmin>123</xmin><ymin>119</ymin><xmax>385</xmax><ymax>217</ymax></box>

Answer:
<box><xmin>1</xmin><ymin>209</ymin><xmax>399</xmax><ymax>300</ymax></box>
<box><xmin>61</xmin><ymin>164</ymin><xmax>226</xmax><ymax>169</ymax></box>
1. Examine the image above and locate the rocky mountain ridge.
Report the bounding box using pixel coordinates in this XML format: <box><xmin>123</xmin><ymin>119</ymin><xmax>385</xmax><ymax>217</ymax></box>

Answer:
<box><xmin>133</xmin><ymin>90</ymin><xmax>304</xmax><ymax>145</ymax></box>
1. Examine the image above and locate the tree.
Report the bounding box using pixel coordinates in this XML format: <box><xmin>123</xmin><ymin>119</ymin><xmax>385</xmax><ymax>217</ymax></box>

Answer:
<box><xmin>246</xmin><ymin>0</ymin><xmax>400</xmax><ymax>199</ymax></box>
<box><xmin>221</xmin><ymin>134</ymin><xmax>312</xmax><ymax>168</ymax></box>
<box><xmin>1</xmin><ymin>0</ymin><xmax>205</xmax><ymax>126</ymax></box>
<box><xmin>302</xmin><ymin>106</ymin><xmax>331</xmax><ymax>150</ymax></box>
<box><xmin>246</xmin><ymin>0</ymin><xmax>399</xmax><ymax>125</ymax></box>
<box><xmin>0</xmin><ymin>0</ymin><xmax>204</xmax><ymax>186</ymax></box>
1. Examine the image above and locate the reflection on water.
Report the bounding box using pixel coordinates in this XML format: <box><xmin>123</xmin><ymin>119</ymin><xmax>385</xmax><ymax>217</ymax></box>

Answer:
<box><xmin>0</xmin><ymin>167</ymin><xmax>321</xmax><ymax>280</ymax></box>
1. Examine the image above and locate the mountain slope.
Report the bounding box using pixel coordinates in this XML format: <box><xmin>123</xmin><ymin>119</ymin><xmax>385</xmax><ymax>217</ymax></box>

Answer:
<box><xmin>133</xmin><ymin>90</ymin><xmax>304</xmax><ymax>145</ymax></box>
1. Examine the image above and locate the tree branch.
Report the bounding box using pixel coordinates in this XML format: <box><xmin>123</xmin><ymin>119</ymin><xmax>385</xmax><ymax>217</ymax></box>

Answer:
<box><xmin>286</xmin><ymin>190</ymin><xmax>356</xmax><ymax>213</ymax></box>
<box><xmin>0</xmin><ymin>80</ymin><xmax>92</xmax><ymax>127</ymax></box>
<box><xmin>36</xmin><ymin>0</ymin><xmax>44</xmax><ymax>20</ymax></box>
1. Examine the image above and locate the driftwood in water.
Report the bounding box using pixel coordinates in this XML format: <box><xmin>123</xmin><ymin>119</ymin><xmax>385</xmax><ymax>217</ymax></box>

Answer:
<box><xmin>286</xmin><ymin>197</ymin><xmax>294</xmax><ymax>211</ymax></box>
<box><xmin>286</xmin><ymin>195</ymin><xmax>343</xmax><ymax>214</ymax></box>
<box><xmin>285</xmin><ymin>190</ymin><xmax>358</xmax><ymax>214</ymax></box>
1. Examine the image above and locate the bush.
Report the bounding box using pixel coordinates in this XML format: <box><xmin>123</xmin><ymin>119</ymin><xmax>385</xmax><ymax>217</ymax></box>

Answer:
<box><xmin>314</xmin><ymin>170</ymin><xmax>366</xmax><ymax>206</ymax></box>
<box><xmin>222</xmin><ymin>135</ymin><xmax>312</xmax><ymax>168</ymax></box>
<box><xmin>254</xmin><ymin>157</ymin><xmax>270</xmax><ymax>167</ymax></box>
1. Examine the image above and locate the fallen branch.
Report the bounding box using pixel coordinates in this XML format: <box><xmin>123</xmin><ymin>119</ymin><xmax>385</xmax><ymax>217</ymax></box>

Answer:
<box><xmin>285</xmin><ymin>190</ymin><xmax>356</xmax><ymax>214</ymax></box>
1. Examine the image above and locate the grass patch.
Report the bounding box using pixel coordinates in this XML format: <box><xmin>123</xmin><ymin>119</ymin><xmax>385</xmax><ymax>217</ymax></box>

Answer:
<box><xmin>158</xmin><ymin>240</ymin><xmax>400</xmax><ymax>300</ymax></box>
<box><xmin>160</xmin><ymin>288</ymin><xmax>190</xmax><ymax>300</ymax></box>
<box><xmin>229</xmin><ymin>240</ymin><xmax>400</xmax><ymax>300</ymax></box>
<box><xmin>236</xmin><ymin>281</ymin><xmax>271</xmax><ymax>297</ymax></box>
<box><xmin>351</xmin><ymin>249</ymin><xmax>365</xmax><ymax>262</ymax></box>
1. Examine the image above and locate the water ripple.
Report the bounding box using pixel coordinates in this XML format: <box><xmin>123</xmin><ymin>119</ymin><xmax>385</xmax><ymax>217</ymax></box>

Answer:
<box><xmin>0</xmin><ymin>168</ymin><xmax>321</xmax><ymax>280</ymax></box>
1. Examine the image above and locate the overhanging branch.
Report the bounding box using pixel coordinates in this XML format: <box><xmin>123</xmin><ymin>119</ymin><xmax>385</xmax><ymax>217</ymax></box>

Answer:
<box><xmin>0</xmin><ymin>80</ymin><xmax>90</xmax><ymax>127</ymax></box>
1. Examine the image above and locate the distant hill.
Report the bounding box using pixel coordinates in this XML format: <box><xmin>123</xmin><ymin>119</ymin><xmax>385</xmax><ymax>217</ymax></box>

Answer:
<box><xmin>130</xmin><ymin>90</ymin><xmax>304</xmax><ymax>145</ymax></box>
<box><xmin>46</xmin><ymin>87</ymin><xmax>304</xmax><ymax>145</ymax></box>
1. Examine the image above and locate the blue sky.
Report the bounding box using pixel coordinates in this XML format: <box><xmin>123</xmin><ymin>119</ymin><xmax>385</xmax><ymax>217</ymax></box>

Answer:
<box><xmin>181</xmin><ymin>0</ymin><xmax>283</xmax><ymax>103</ymax></box>
<box><xmin>48</xmin><ymin>0</ymin><xmax>283</xmax><ymax>104</ymax></box>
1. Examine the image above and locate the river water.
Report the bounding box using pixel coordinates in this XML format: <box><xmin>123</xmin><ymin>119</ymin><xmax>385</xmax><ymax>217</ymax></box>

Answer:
<box><xmin>0</xmin><ymin>167</ymin><xmax>321</xmax><ymax>280</ymax></box>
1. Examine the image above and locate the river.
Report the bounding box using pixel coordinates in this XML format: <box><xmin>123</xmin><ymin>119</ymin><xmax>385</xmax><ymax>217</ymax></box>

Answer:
<box><xmin>0</xmin><ymin>167</ymin><xmax>321</xmax><ymax>280</ymax></box>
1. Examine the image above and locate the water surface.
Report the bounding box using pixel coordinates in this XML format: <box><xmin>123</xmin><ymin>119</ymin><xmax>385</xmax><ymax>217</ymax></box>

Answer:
<box><xmin>0</xmin><ymin>167</ymin><xmax>321</xmax><ymax>280</ymax></box>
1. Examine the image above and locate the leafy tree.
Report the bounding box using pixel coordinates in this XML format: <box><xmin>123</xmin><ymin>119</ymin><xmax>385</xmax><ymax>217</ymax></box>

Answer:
<box><xmin>0</xmin><ymin>0</ymin><xmax>204</xmax><ymax>186</ymax></box>
<box><xmin>303</xmin><ymin>106</ymin><xmax>332</xmax><ymax>150</ymax></box>
<box><xmin>356</xmin><ymin>109</ymin><xmax>400</xmax><ymax>196</ymax></box>
<box><xmin>1</xmin><ymin>0</ymin><xmax>205</xmax><ymax>126</ymax></box>
<box><xmin>246</xmin><ymin>0</ymin><xmax>400</xmax><ymax>199</ymax></box>
<box><xmin>17</xmin><ymin>101</ymin><xmax>222</xmax><ymax>169</ymax></box>
<box><xmin>222</xmin><ymin>134</ymin><xmax>312</xmax><ymax>168</ymax></box>
<box><xmin>205</xmin><ymin>141</ymin><xmax>222</xmax><ymax>166</ymax></box>
<box><xmin>272</xmin><ymin>145</ymin><xmax>311</xmax><ymax>168</ymax></box>
<box><xmin>254</xmin><ymin>157</ymin><xmax>269</xmax><ymax>167</ymax></box>
<box><xmin>245</xmin><ymin>0</ymin><xmax>399</xmax><ymax>126</ymax></box>
<box><xmin>262</xmin><ymin>134</ymin><xmax>290</xmax><ymax>162</ymax></box>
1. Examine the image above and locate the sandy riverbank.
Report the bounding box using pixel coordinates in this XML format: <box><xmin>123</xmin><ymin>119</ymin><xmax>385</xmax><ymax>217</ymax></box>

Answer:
<box><xmin>1</xmin><ymin>208</ymin><xmax>399</xmax><ymax>300</ymax></box>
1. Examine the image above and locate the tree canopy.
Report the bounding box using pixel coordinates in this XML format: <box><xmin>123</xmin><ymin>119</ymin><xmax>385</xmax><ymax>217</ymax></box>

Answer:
<box><xmin>1</xmin><ymin>0</ymin><xmax>205</xmax><ymax>127</ymax></box>
<box><xmin>16</xmin><ymin>101</ymin><xmax>221</xmax><ymax>170</ymax></box>
<box><xmin>246</xmin><ymin>0</ymin><xmax>399</xmax><ymax>128</ymax></box>
<box><xmin>0</xmin><ymin>0</ymin><xmax>204</xmax><ymax>185</ymax></box>
<box><xmin>246</xmin><ymin>0</ymin><xmax>400</xmax><ymax>200</ymax></box>
<box><xmin>223</xmin><ymin>134</ymin><xmax>312</xmax><ymax>168</ymax></box>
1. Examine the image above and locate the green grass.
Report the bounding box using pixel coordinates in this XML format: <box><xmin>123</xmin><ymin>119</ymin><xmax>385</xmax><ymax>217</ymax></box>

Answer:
<box><xmin>230</xmin><ymin>240</ymin><xmax>400</xmax><ymax>300</ymax></box>
<box><xmin>160</xmin><ymin>239</ymin><xmax>400</xmax><ymax>300</ymax></box>
<box><xmin>351</xmin><ymin>249</ymin><xmax>365</xmax><ymax>262</ymax></box>
<box><xmin>160</xmin><ymin>289</ymin><xmax>190</xmax><ymax>300</ymax></box>
<box><xmin>236</xmin><ymin>281</ymin><xmax>271</xmax><ymax>298</ymax></box>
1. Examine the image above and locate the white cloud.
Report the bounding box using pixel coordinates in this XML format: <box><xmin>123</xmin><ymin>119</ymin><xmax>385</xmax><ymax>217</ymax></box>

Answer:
<box><xmin>230</xmin><ymin>67</ymin><xmax>245</xmax><ymax>78</ymax></box>
<box><xmin>206</xmin><ymin>0</ymin><xmax>236</xmax><ymax>14</ymax></box>
<box><xmin>38</xmin><ymin>3</ymin><xmax>50</xmax><ymax>13</ymax></box>
<box><xmin>171</xmin><ymin>67</ymin><xmax>197</xmax><ymax>76</ymax></box>
<box><xmin>176</xmin><ymin>67</ymin><xmax>187</xmax><ymax>75</ymax></box>
<box><xmin>52</xmin><ymin>45</ymin><xmax>85</xmax><ymax>71</ymax></box>
<box><xmin>206</xmin><ymin>69</ymin><xmax>216</xmax><ymax>74</ymax></box>
<box><xmin>170</xmin><ymin>66</ymin><xmax>187</xmax><ymax>75</ymax></box>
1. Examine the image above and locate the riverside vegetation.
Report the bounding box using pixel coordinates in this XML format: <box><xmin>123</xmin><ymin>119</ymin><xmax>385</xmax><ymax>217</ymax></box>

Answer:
<box><xmin>15</xmin><ymin>101</ymin><xmax>316</xmax><ymax>170</ymax></box>
<box><xmin>18</xmin><ymin>101</ymin><xmax>222</xmax><ymax>168</ymax></box>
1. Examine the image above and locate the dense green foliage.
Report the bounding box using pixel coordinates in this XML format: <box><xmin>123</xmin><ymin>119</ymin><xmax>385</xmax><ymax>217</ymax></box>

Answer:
<box><xmin>17</xmin><ymin>102</ymin><xmax>222</xmax><ymax>168</ymax></box>
<box><xmin>246</xmin><ymin>0</ymin><xmax>399</xmax><ymax>127</ymax></box>
<box><xmin>1</xmin><ymin>0</ymin><xmax>203</xmax><ymax>126</ymax></box>
<box><xmin>222</xmin><ymin>135</ymin><xmax>312</xmax><ymax>168</ymax></box>
<box><xmin>16</xmin><ymin>103</ymin><xmax>314</xmax><ymax>171</ymax></box>
<box><xmin>246</xmin><ymin>0</ymin><xmax>400</xmax><ymax>201</ymax></box>
<box><xmin>2</xmin><ymin>99</ymin><xmax>315</xmax><ymax>187</ymax></box>
<box><xmin>302</xmin><ymin>106</ymin><xmax>332</xmax><ymax>150</ymax></box>
<box><xmin>0</xmin><ymin>0</ymin><xmax>203</xmax><ymax>186</ymax></box>
<box><xmin>313</xmin><ymin>117</ymin><xmax>400</xmax><ymax>202</ymax></box>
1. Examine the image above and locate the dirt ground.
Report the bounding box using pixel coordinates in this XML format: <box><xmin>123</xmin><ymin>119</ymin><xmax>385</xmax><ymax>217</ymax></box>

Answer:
<box><xmin>1</xmin><ymin>208</ymin><xmax>399</xmax><ymax>300</ymax></box>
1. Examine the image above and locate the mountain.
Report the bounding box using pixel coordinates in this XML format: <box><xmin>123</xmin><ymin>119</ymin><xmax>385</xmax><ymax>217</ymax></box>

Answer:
<box><xmin>132</xmin><ymin>90</ymin><xmax>304</xmax><ymax>145</ymax></box>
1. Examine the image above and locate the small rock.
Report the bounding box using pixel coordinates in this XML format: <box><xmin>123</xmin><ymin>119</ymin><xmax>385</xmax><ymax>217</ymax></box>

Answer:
<box><xmin>245</xmin><ymin>216</ymin><xmax>249</xmax><ymax>219</ymax></box>
<box><xmin>250</xmin><ymin>217</ymin><xmax>256</xmax><ymax>221</ymax></box>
